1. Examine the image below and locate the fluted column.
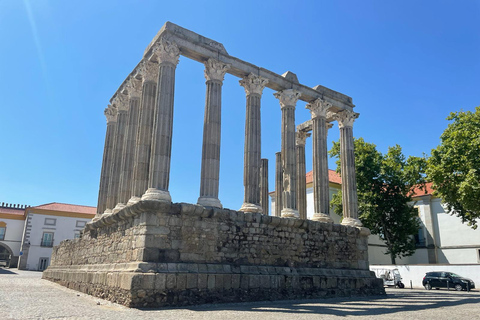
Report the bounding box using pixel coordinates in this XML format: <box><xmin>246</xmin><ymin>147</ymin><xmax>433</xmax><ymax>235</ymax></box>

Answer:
<box><xmin>129</xmin><ymin>60</ymin><xmax>159</xmax><ymax>204</ymax></box>
<box><xmin>296</xmin><ymin>131</ymin><xmax>310</xmax><ymax>220</ymax></box>
<box><xmin>197</xmin><ymin>59</ymin><xmax>230</xmax><ymax>208</ymax></box>
<box><xmin>260</xmin><ymin>158</ymin><xmax>269</xmax><ymax>215</ymax></box>
<box><xmin>105</xmin><ymin>93</ymin><xmax>129</xmax><ymax>213</ymax></box>
<box><xmin>95</xmin><ymin>106</ymin><xmax>117</xmax><ymax>218</ymax></box>
<box><xmin>115</xmin><ymin>78</ymin><xmax>142</xmax><ymax>210</ymax></box>
<box><xmin>307</xmin><ymin>98</ymin><xmax>334</xmax><ymax>223</ymax></box>
<box><xmin>142</xmin><ymin>38</ymin><xmax>180</xmax><ymax>202</ymax></box>
<box><xmin>333</xmin><ymin>110</ymin><xmax>362</xmax><ymax>227</ymax></box>
<box><xmin>239</xmin><ymin>74</ymin><xmax>269</xmax><ymax>213</ymax></box>
<box><xmin>274</xmin><ymin>89</ymin><xmax>301</xmax><ymax>218</ymax></box>
<box><xmin>274</xmin><ymin>151</ymin><xmax>282</xmax><ymax>217</ymax></box>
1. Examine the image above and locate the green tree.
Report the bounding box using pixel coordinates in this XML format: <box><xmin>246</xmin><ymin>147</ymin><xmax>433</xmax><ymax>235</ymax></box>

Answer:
<box><xmin>329</xmin><ymin>138</ymin><xmax>427</xmax><ymax>264</ymax></box>
<box><xmin>426</xmin><ymin>107</ymin><xmax>480</xmax><ymax>229</ymax></box>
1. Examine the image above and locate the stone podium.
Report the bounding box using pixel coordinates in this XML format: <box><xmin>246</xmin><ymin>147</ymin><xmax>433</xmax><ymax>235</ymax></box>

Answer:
<box><xmin>43</xmin><ymin>22</ymin><xmax>384</xmax><ymax>308</ymax></box>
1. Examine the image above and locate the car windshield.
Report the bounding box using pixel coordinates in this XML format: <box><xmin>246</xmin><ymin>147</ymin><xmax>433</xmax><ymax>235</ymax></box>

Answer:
<box><xmin>449</xmin><ymin>273</ymin><xmax>462</xmax><ymax>278</ymax></box>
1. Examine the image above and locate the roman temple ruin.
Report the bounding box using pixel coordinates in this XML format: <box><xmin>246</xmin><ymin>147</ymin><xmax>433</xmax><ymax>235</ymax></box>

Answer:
<box><xmin>43</xmin><ymin>22</ymin><xmax>384</xmax><ymax>307</ymax></box>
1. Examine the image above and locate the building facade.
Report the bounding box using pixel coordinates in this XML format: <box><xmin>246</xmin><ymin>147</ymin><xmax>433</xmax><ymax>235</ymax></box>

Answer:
<box><xmin>0</xmin><ymin>202</ymin><xmax>95</xmax><ymax>271</ymax></box>
<box><xmin>271</xmin><ymin>170</ymin><xmax>480</xmax><ymax>265</ymax></box>
<box><xmin>0</xmin><ymin>203</ymin><xmax>28</xmax><ymax>267</ymax></box>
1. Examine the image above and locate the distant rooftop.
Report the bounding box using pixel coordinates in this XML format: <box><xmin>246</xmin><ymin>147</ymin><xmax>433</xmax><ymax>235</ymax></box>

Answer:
<box><xmin>30</xmin><ymin>202</ymin><xmax>96</xmax><ymax>215</ymax></box>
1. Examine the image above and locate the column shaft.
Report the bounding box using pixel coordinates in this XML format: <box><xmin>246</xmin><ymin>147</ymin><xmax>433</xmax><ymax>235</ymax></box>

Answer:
<box><xmin>241</xmin><ymin>94</ymin><xmax>262</xmax><ymax>211</ymax></box>
<box><xmin>281</xmin><ymin>105</ymin><xmax>298</xmax><ymax>217</ymax></box>
<box><xmin>340</xmin><ymin>125</ymin><xmax>359</xmax><ymax>223</ymax></box>
<box><xmin>198</xmin><ymin>81</ymin><xmax>222</xmax><ymax>206</ymax></box>
<box><xmin>131</xmin><ymin>81</ymin><xmax>157</xmax><ymax>201</ymax></box>
<box><xmin>296</xmin><ymin>139</ymin><xmax>307</xmax><ymax>219</ymax></box>
<box><xmin>312</xmin><ymin>116</ymin><xmax>333</xmax><ymax>222</ymax></box>
<box><xmin>275</xmin><ymin>151</ymin><xmax>283</xmax><ymax>217</ymax></box>
<box><xmin>117</xmin><ymin>97</ymin><xmax>140</xmax><ymax>205</ymax></box>
<box><xmin>105</xmin><ymin>106</ymin><xmax>128</xmax><ymax>212</ymax></box>
<box><xmin>239</xmin><ymin>74</ymin><xmax>268</xmax><ymax>213</ymax></box>
<box><xmin>260</xmin><ymin>158</ymin><xmax>269</xmax><ymax>215</ymax></box>
<box><xmin>96</xmin><ymin>108</ymin><xmax>117</xmax><ymax>216</ymax></box>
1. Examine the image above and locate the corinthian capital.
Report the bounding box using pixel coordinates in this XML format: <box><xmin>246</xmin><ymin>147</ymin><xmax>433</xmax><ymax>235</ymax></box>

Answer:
<box><xmin>124</xmin><ymin>78</ymin><xmax>142</xmax><ymax>99</ymax></box>
<box><xmin>204</xmin><ymin>58</ymin><xmax>230</xmax><ymax>82</ymax></box>
<box><xmin>239</xmin><ymin>73</ymin><xmax>269</xmax><ymax>96</ymax></box>
<box><xmin>104</xmin><ymin>105</ymin><xmax>118</xmax><ymax>124</ymax></box>
<box><xmin>137</xmin><ymin>60</ymin><xmax>159</xmax><ymax>83</ymax></box>
<box><xmin>274</xmin><ymin>89</ymin><xmax>301</xmax><ymax>108</ymax></box>
<box><xmin>112</xmin><ymin>92</ymin><xmax>129</xmax><ymax>112</ymax></box>
<box><xmin>332</xmin><ymin>109</ymin><xmax>359</xmax><ymax>128</ymax></box>
<box><xmin>152</xmin><ymin>37</ymin><xmax>180</xmax><ymax>66</ymax></box>
<box><xmin>306</xmin><ymin>98</ymin><xmax>332</xmax><ymax>119</ymax></box>
<box><xmin>296</xmin><ymin>131</ymin><xmax>311</xmax><ymax>146</ymax></box>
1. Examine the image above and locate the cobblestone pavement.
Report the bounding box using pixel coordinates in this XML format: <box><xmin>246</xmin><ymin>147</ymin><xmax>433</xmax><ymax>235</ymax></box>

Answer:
<box><xmin>1</xmin><ymin>269</ymin><xmax>480</xmax><ymax>320</ymax></box>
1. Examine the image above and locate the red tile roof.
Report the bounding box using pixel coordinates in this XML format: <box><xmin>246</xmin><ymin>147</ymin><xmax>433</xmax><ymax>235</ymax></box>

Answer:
<box><xmin>31</xmin><ymin>202</ymin><xmax>96</xmax><ymax>215</ymax></box>
<box><xmin>305</xmin><ymin>169</ymin><xmax>342</xmax><ymax>185</ymax></box>
<box><xmin>412</xmin><ymin>182</ymin><xmax>434</xmax><ymax>197</ymax></box>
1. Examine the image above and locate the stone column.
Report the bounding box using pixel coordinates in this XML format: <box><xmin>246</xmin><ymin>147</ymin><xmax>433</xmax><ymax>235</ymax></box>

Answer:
<box><xmin>274</xmin><ymin>89</ymin><xmax>301</xmax><ymax>218</ymax></box>
<box><xmin>129</xmin><ymin>60</ymin><xmax>159</xmax><ymax>204</ymax></box>
<box><xmin>105</xmin><ymin>92</ymin><xmax>129</xmax><ymax>213</ymax></box>
<box><xmin>307</xmin><ymin>98</ymin><xmax>334</xmax><ymax>223</ymax></box>
<box><xmin>333</xmin><ymin>110</ymin><xmax>362</xmax><ymax>227</ymax></box>
<box><xmin>274</xmin><ymin>151</ymin><xmax>282</xmax><ymax>217</ymax></box>
<box><xmin>197</xmin><ymin>58</ymin><xmax>230</xmax><ymax>208</ymax></box>
<box><xmin>142</xmin><ymin>38</ymin><xmax>180</xmax><ymax>202</ymax></box>
<box><xmin>239</xmin><ymin>74</ymin><xmax>269</xmax><ymax>213</ymax></box>
<box><xmin>296</xmin><ymin>131</ymin><xmax>310</xmax><ymax>220</ymax></box>
<box><xmin>115</xmin><ymin>78</ymin><xmax>142</xmax><ymax>210</ymax></box>
<box><xmin>96</xmin><ymin>105</ymin><xmax>117</xmax><ymax>217</ymax></box>
<box><xmin>260</xmin><ymin>158</ymin><xmax>269</xmax><ymax>215</ymax></box>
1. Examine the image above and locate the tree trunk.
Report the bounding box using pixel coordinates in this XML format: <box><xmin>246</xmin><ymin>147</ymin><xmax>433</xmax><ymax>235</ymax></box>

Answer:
<box><xmin>390</xmin><ymin>253</ymin><xmax>396</xmax><ymax>265</ymax></box>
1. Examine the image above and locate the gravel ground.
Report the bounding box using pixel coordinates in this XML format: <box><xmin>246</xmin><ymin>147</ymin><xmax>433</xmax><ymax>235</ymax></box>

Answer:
<box><xmin>1</xmin><ymin>268</ymin><xmax>480</xmax><ymax>320</ymax></box>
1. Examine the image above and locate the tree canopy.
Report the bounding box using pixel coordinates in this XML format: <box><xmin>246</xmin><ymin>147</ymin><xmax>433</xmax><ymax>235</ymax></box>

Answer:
<box><xmin>329</xmin><ymin>138</ymin><xmax>427</xmax><ymax>264</ymax></box>
<box><xmin>426</xmin><ymin>107</ymin><xmax>480</xmax><ymax>229</ymax></box>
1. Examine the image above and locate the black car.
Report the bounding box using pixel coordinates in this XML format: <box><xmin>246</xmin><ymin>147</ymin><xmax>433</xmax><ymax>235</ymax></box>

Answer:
<box><xmin>422</xmin><ymin>271</ymin><xmax>475</xmax><ymax>291</ymax></box>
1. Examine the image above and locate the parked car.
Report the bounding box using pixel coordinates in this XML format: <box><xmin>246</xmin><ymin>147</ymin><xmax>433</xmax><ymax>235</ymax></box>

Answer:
<box><xmin>422</xmin><ymin>271</ymin><xmax>475</xmax><ymax>291</ymax></box>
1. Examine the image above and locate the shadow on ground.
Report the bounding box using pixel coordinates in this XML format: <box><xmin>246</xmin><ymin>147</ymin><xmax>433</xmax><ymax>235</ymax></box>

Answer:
<box><xmin>141</xmin><ymin>291</ymin><xmax>480</xmax><ymax>317</ymax></box>
<box><xmin>0</xmin><ymin>268</ymin><xmax>18</xmax><ymax>275</ymax></box>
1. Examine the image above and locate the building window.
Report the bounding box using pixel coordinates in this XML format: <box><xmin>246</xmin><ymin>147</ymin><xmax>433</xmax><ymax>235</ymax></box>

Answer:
<box><xmin>414</xmin><ymin>228</ymin><xmax>426</xmax><ymax>247</ymax></box>
<box><xmin>478</xmin><ymin>249</ymin><xmax>480</xmax><ymax>263</ymax></box>
<box><xmin>76</xmin><ymin>220</ymin><xmax>86</xmax><ymax>228</ymax></box>
<box><xmin>0</xmin><ymin>227</ymin><xmax>5</xmax><ymax>240</ymax></box>
<box><xmin>41</xmin><ymin>232</ymin><xmax>54</xmax><ymax>247</ymax></box>
<box><xmin>74</xmin><ymin>232</ymin><xmax>80</xmax><ymax>239</ymax></box>
<box><xmin>38</xmin><ymin>257</ymin><xmax>49</xmax><ymax>271</ymax></box>
<box><xmin>44</xmin><ymin>218</ymin><xmax>56</xmax><ymax>226</ymax></box>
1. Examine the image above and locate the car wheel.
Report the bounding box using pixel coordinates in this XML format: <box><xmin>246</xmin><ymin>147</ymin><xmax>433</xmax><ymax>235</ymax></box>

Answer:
<box><xmin>398</xmin><ymin>282</ymin><xmax>405</xmax><ymax>289</ymax></box>
<box><xmin>425</xmin><ymin>283</ymin><xmax>432</xmax><ymax>290</ymax></box>
<box><xmin>455</xmin><ymin>284</ymin><xmax>463</xmax><ymax>291</ymax></box>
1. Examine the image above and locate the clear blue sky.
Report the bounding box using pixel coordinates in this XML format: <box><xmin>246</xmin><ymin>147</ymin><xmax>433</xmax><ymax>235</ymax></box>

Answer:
<box><xmin>1</xmin><ymin>0</ymin><xmax>479</xmax><ymax>210</ymax></box>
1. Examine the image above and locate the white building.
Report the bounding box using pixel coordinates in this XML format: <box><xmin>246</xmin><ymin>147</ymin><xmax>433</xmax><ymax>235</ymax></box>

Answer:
<box><xmin>0</xmin><ymin>203</ymin><xmax>28</xmax><ymax>267</ymax></box>
<box><xmin>0</xmin><ymin>202</ymin><xmax>96</xmax><ymax>271</ymax></box>
<box><xmin>271</xmin><ymin>170</ymin><xmax>480</xmax><ymax>265</ymax></box>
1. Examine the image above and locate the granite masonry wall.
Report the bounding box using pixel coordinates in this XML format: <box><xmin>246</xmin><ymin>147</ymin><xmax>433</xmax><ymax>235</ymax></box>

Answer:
<box><xmin>43</xmin><ymin>201</ymin><xmax>384</xmax><ymax>307</ymax></box>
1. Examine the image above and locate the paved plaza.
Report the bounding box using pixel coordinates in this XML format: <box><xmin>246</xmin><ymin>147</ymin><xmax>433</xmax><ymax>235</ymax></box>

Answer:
<box><xmin>1</xmin><ymin>269</ymin><xmax>480</xmax><ymax>319</ymax></box>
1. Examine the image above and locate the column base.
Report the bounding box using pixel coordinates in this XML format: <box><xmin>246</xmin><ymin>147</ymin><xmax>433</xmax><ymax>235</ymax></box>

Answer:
<box><xmin>311</xmin><ymin>212</ymin><xmax>334</xmax><ymax>223</ymax></box>
<box><xmin>239</xmin><ymin>203</ymin><xmax>263</xmax><ymax>213</ymax></box>
<box><xmin>197</xmin><ymin>197</ymin><xmax>222</xmax><ymax>208</ymax></box>
<box><xmin>281</xmin><ymin>208</ymin><xmax>299</xmax><ymax>218</ymax></box>
<box><xmin>141</xmin><ymin>188</ymin><xmax>172</xmax><ymax>202</ymax></box>
<box><xmin>103</xmin><ymin>208</ymin><xmax>113</xmax><ymax>216</ymax></box>
<box><xmin>127</xmin><ymin>196</ymin><xmax>141</xmax><ymax>206</ymax></box>
<box><xmin>341</xmin><ymin>217</ymin><xmax>363</xmax><ymax>227</ymax></box>
<box><xmin>112</xmin><ymin>203</ymin><xmax>126</xmax><ymax>214</ymax></box>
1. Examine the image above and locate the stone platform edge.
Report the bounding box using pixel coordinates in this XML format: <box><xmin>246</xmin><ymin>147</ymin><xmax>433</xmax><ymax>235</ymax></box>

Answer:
<box><xmin>86</xmin><ymin>200</ymin><xmax>370</xmax><ymax>236</ymax></box>
<box><xmin>43</xmin><ymin>262</ymin><xmax>385</xmax><ymax>308</ymax></box>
